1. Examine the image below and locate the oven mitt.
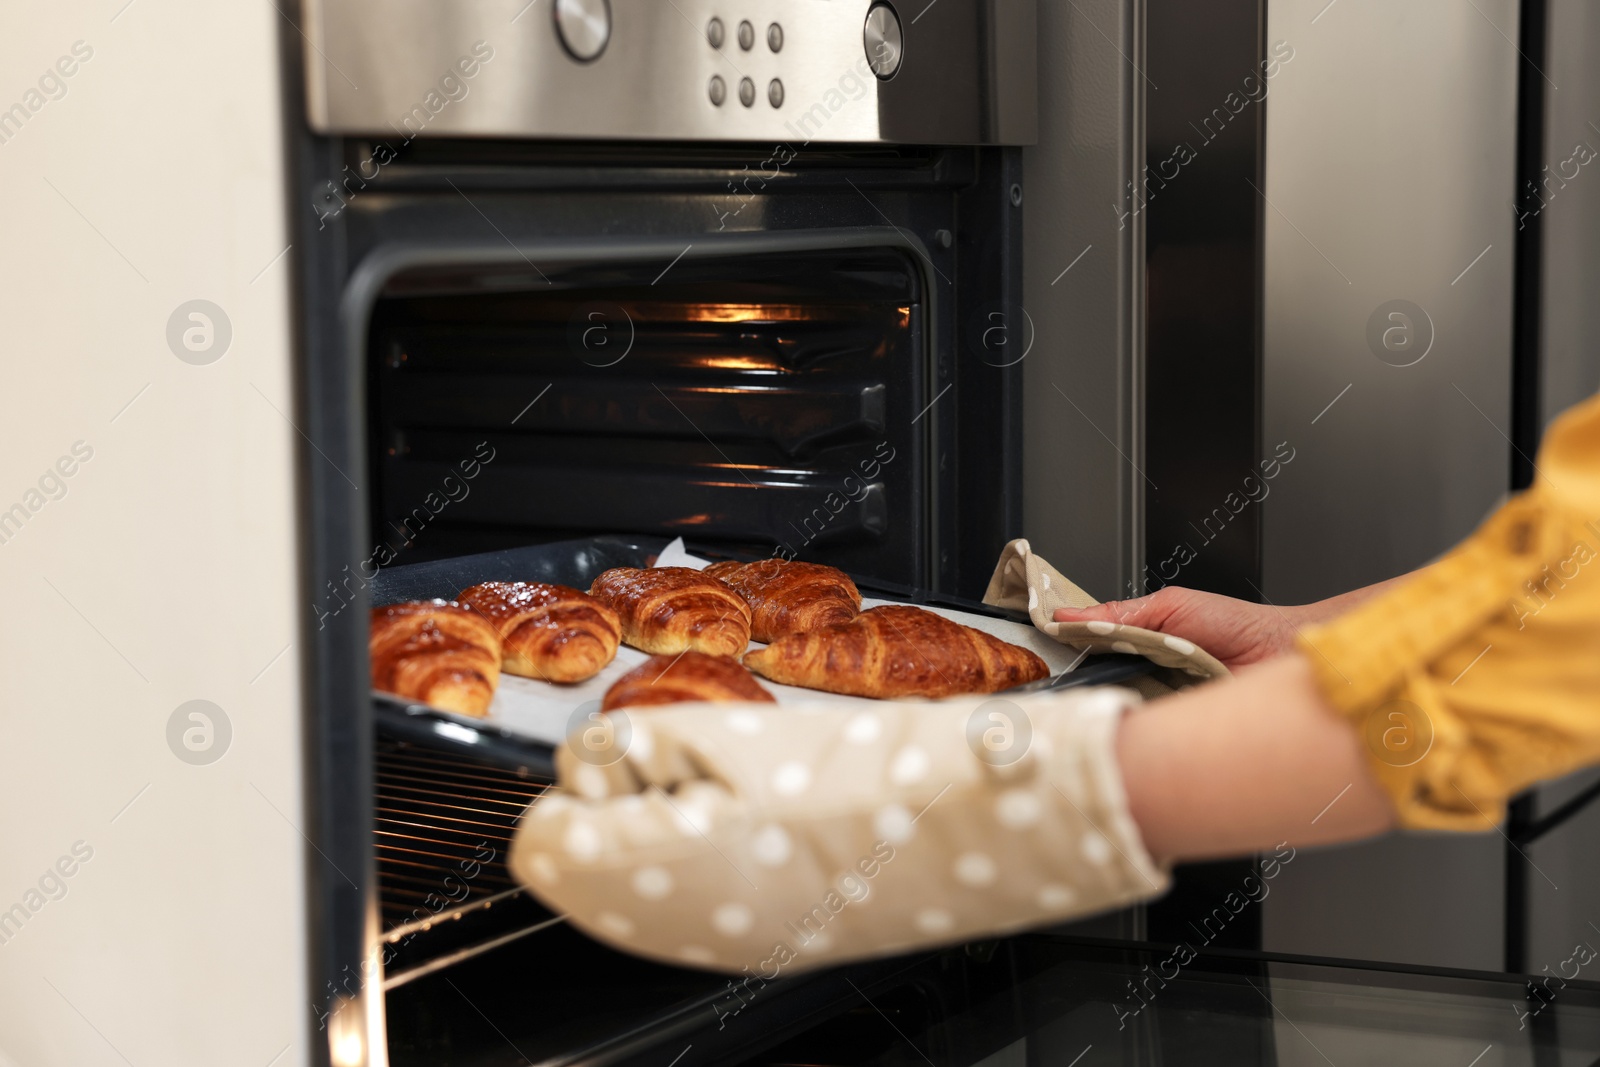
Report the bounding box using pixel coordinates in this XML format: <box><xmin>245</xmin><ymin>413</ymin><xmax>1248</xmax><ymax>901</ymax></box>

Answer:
<box><xmin>508</xmin><ymin>689</ymin><xmax>1168</xmax><ymax>975</ymax></box>
<box><xmin>983</xmin><ymin>538</ymin><xmax>1230</xmax><ymax>686</ymax></box>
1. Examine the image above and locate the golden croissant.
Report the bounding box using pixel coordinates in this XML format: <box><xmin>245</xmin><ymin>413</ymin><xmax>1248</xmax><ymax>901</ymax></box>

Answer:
<box><xmin>703</xmin><ymin>558</ymin><xmax>861</xmax><ymax>643</ymax></box>
<box><xmin>601</xmin><ymin>651</ymin><xmax>776</xmax><ymax>712</ymax></box>
<box><xmin>742</xmin><ymin>604</ymin><xmax>1049</xmax><ymax>699</ymax></box>
<box><xmin>457</xmin><ymin>581</ymin><xmax>620</xmax><ymax>683</ymax></box>
<box><xmin>369</xmin><ymin>600</ymin><xmax>503</xmax><ymax>716</ymax></box>
<box><xmin>588</xmin><ymin>567</ymin><xmax>751</xmax><ymax>657</ymax></box>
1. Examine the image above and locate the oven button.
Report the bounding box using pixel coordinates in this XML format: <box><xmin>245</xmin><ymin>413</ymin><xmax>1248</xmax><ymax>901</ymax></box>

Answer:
<box><xmin>554</xmin><ymin>0</ymin><xmax>611</xmax><ymax>62</ymax></box>
<box><xmin>768</xmin><ymin>78</ymin><xmax>784</xmax><ymax>108</ymax></box>
<box><xmin>709</xmin><ymin>74</ymin><xmax>727</xmax><ymax>106</ymax></box>
<box><xmin>739</xmin><ymin>76</ymin><xmax>756</xmax><ymax>107</ymax></box>
<box><xmin>707</xmin><ymin>17</ymin><xmax>725</xmax><ymax>49</ymax></box>
<box><xmin>767</xmin><ymin>23</ymin><xmax>784</xmax><ymax>52</ymax></box>
<box><xmin>737</xmin><ymin>19</ymin><xmax>755</xmax><ymax>50</ymax></box>
<box><xmin>864</xmin><ymin>3</ymin><xmax>903</xmax><ymax>79</ymax></box>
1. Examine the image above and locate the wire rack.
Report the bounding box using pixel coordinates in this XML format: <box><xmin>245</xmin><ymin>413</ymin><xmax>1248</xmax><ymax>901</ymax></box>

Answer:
<box><xmin>375</xmin><ymin>735</ymin><xmax>551</xmax><ymax>938</ymax></box>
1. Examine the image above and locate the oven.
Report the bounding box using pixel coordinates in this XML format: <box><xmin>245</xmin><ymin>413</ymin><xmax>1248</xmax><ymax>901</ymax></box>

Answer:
<box><xmin>287</xmin><ymin>2</ymin><xmax>1042</xmax><ymax>1062</ymax></box>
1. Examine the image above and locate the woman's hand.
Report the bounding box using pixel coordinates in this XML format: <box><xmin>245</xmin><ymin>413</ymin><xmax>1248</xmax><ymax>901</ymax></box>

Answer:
<box><xmin>1054</xmin><ymin>587</ymin><xmax>1303</xmax><ymax>671</ymax></box>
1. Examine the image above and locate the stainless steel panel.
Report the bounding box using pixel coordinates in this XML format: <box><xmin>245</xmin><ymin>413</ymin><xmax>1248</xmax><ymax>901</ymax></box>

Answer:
<box><xmin>1525</xmin><ymin>0</ymin><xmax>1600</xmax><ymax>979</ymax></box>
<box><xmin>1259</xmin><ymin>0</ymin><xmax>1520</xmax><ymax>971</ymax></box>
<box><xmin>1020</xmin><ymin>0</ymin><xmax>1143</xmax><ymax>599</ymax></box>
<box><xmin>1538</xmin><ymin>0</ymin><xmax>1600</xmax><ymax>428</ymax></box>
<box><xmin>302</xmin><ymin>0</ymin><xmax>1037</xmax><ymax>145</ymax></box>
<box><xmin>1527</xmin><ymin>768</ymin><xmax>1600</xmax><ymax>979</ymax></box>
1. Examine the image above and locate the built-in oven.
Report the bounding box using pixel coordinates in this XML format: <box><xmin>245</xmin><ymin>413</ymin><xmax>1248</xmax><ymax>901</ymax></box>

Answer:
<box><xmin>287</xmin><ymin>1</ymin><xmax>1043</xmax><ymax>1062</ymax></box>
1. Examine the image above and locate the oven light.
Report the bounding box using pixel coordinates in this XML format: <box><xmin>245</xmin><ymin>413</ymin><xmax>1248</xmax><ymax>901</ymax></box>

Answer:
<box><xmin>679</xmin><ymin>304</ymin><xmax>814</xmax><ymax>323</ymax></box>
<box><xmin>331</xmin><ymin>1030</ymin><xmax>365</xmax><ymax>1067</ymax></box>
<box><xmin>434</xmin><ymin>721</ymin><xmax>482</xmax><ymax>746</ymax></box>
<box><xmin>701</xmin><ymin>462</ymin><xmax>812</xmax><ymax>477</ymax></box>
<box><xmin>693</xmin><ymin>356</ymin><xmax>781</xmax><ymax>372</ymax></box>
<box><xmin>328</xmin><ymin>1002</ymin><xmax>366</xmax><ymax>1067</ymax></box>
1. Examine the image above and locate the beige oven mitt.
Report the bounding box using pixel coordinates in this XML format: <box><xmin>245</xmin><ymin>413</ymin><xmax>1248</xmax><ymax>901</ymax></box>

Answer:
<box><xmin>983</xmin><ymin>538</ymin><xmax>1229</xmax><ymax>686</ymax></box>
<box><xmin>509</xmin><ymin>689</ymin><xmax>1168</xmax><ymax>975</ymax></box>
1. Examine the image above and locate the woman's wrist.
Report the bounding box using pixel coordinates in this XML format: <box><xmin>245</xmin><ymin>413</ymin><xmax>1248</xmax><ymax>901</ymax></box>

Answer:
<box><xmin>1293</xmin><ymin>572</ymin><xmax>1416</xmax><ymax>628</ymax></box>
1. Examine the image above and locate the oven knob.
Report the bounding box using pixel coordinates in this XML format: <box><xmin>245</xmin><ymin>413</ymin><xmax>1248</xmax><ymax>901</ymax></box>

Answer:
<box><xmin>709</xmin><ymin>74</ymin><xmax>726</xmax><ymax>106</ymax></box>
<box><xmin>707</xmin><ymin>17</ymin><xmax>725</xmax><ymax>49</ymax></box>
<box><xmin>737</xmin><ymin>19</ymin><xmax>755</xmax><ymax>50</ymax></box>
<box><xmin>864</xmin><ymin>3</ymin><xmax>903</xmax><ymax>79</ymax></box>
<box><xmin>738</xmin><ymin>76</ymin><xmax>756</xmax><ymax>107</ymax></box>
<box><xmin>767</xmin><ymin>23</ymin><xmax>784</xmax><ymax>52</ymax></box>
<box><xmin>554</xmin><ymin>0</ymin><xmax>611</xmax><ymax>62</ymax></box>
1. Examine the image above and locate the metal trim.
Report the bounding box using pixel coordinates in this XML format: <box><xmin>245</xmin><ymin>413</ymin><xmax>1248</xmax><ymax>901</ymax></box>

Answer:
<box><xmin>1504</xmin><ymin>0</ymin><xmax>1550</xmax><ymax>978</ymax></box>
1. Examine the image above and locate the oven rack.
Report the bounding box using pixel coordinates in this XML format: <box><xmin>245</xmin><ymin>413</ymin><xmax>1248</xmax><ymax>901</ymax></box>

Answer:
<box><xmin>375</xmin><ymin>735</ymin><xmax>568</xmax><ymax>987</ymax></box>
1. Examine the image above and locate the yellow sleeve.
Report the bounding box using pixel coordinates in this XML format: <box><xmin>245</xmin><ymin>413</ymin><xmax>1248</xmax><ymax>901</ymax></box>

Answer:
<box><xmin>1298</xmin><ymin>391</ymin><xmax>1600</xmax><ymax>830</ymax></box>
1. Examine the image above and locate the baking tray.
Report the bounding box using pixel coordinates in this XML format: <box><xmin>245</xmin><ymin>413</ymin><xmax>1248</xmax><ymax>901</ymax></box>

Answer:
<box><xmin>369</xmin><ymin>534</ymin><xmax>1158</xmax><ymax>773</ymax></box>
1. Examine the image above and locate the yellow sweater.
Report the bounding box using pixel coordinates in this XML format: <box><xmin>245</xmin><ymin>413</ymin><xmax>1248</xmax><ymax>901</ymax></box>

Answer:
<box><xmin>1301</xmin><ymin>390</ymin><xmax>1600</xmax><ymax>830</ymax></box>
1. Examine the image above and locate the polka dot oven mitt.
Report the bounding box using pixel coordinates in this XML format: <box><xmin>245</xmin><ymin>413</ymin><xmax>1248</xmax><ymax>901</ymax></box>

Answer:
<box><xmin>509</xmin><ymin>689</ymin><xmax>1170</xmax><ymax>975</ymax></box>
<box><xmin>982</xmin><ymin>538</ymin><xmax>1229</xmax><ymax>685</ymax></box>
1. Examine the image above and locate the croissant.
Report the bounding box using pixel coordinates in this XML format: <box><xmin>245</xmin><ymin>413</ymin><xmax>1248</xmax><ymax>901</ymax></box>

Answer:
<box><xmin>601</xmin><ymin>651</ymin><xmax>776</xmax><ymax>712</ymax></box>
<box><xmin>588</xmin><ymin>567</ymin><xmax>752</xmax><ymax>657</ymax></box>
<box><xmin>742</xmin><ymin>604</ymin><xmax>1049</xmax><ymax>699</ymax></box>
<box><xmin>456</xmin><ymin>581</ymin><xmax>620</xmax><ymax>683</ymax></box>
<box><xmin>703</xmin><ymin>558</ymin><xmax>861</xmax><ymax>642</ymax></box>
<box><xmin>370</xmin><ymin>600</ymin><xmax>503</xmax><ymax>716</ymax></box>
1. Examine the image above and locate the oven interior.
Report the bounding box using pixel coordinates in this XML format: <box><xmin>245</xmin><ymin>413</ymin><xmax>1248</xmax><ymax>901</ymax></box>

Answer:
<box><xmin>359</xmin><ymin>239</ymin><xmax>949</xmax><ymax>1063</ymax></box>
<box><xmin>366</xmin><ymin>248</ymin><xmax>928</xmax><ymax>584</ymax></box>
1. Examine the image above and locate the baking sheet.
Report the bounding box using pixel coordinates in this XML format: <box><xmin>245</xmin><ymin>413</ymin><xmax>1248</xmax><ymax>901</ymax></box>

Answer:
<box><xmin>378</xmin><ymin>538</ymin><xmax>1082</xmax><ymax>748</ymax></box>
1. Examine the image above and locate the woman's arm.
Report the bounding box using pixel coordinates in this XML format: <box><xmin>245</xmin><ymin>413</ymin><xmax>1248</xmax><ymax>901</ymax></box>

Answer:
<box><xmin>1116</xmin><ymin>652</ymin><xmax>1396</xmax><ymax>863</ymax></box>
<box><xmin>1296</xmin><ymin>573</ymin><xmax>1415</xmax><ymax>624</ymax></box>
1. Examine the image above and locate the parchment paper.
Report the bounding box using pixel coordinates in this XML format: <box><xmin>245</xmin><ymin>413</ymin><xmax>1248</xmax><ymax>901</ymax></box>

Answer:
<box><xmin>383</xmin><ymin>539</ymin><xmax>1082</xmax><ymax>746</ymax></box>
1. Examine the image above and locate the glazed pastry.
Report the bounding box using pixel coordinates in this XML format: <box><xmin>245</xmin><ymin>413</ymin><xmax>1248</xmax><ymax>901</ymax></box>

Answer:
<box><xmin>370</xmin><ymin>600</ymin><xmax>503</xmax><ymax>716</ymax></box>
<box><xmin>601</xmin><ymin>651</ymin><xmax>776</xmax><ymax>712</ymax></box>
<box><xmin>457</xmin><ymin>581</ymin><xmax>620</xmax><ymax>683</ymax></box>
<box><xmin>743</xmin><ymin>604</ymin><xmax>1049</xmax><ymax>698</ymax></box>
<box><xmin>588</xmin><ymin>567</ymin><xmax>752</xmax><ymax>657</ymax></box>
<box><xmin>703</xmin><ymin>558</ymin><xmax>861</xmax><ymax>643</ymax></box>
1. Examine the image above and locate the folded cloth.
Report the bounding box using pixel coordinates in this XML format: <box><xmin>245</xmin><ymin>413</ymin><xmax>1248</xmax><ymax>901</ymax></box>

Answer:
<box><xmin>509</xmin><ymin>688</ymin><xmax>1168</xmax><ymax>974</ymax></box>
<box><xmin>983</xmin><ymin>539</ymin><xmax>1230</xmax><ymax>686</ymax></box>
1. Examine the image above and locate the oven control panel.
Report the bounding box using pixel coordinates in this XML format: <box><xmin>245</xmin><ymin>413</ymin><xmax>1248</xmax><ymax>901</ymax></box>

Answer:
<box><xmin>303</xmin><ymin>0</ymin><xmax>1035</xmax><ymax>145</ymax></box>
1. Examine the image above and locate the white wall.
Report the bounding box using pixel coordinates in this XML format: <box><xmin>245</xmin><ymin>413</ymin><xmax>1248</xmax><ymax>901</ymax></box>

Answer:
<box><xmin>0</xmin><ymin>3</ymin><xmax>308</xmax><ymax>1065</ymax></box>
